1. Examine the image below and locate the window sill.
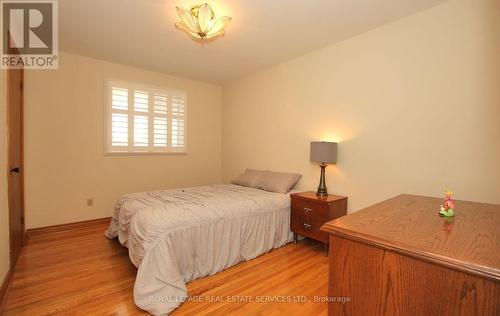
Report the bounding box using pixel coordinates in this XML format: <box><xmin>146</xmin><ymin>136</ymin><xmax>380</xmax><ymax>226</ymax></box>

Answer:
<box><xmin>104</xmin><ymin>151</ymin><xmax>188</xmax><ymax>156</ymax></box>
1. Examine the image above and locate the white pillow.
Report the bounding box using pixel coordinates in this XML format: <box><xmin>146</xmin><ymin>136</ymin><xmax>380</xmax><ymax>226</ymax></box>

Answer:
<box><xmin>231</xmin><ymin>169</ymin><xmax>266</xmax><ymax>188</ymax></box>
<box><xmin>258</xmin><ymin>171</ymin><xmax>302</xmax><ymax>194</ymax></box>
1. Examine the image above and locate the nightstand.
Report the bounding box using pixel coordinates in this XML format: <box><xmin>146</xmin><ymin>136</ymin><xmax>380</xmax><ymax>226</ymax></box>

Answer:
<box><xmin>290</xmin><ymin>191</ymin><xmax>347</xmax><ymax>255</ymax></box>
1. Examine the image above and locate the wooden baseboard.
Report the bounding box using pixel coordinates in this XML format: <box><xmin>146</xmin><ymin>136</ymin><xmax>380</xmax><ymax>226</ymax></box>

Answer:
<box><xmin>26</xmin><ymin>217</ymin><xmax>111</xmax><ymax>240</ymax></box>
<box><xmin>0</xmin><ymin>269</ymin><xmax>13</xmax><ymax>314</ymax></box>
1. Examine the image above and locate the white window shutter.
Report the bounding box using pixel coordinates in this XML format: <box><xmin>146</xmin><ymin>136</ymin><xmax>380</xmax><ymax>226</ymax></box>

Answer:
<box><xmin>133</xmin><ymin>90</ymin><xmax>149</xmax><ymax>148</ymax></box>
<box><xmin>110</xmin><ymin>86</ymin><xmax>129</xmax><ymax>149</ymax></box>
<box><xmin>153</xmin><ymin>93</ymin><xmax>168</xmax><ymax>148</ymax></box>
<box><xmin>111</xmin><ymin>113</ymin><xmax>128</xmax><ymax>146</ymax></box>
<box><xmin>111</xmin><ymin>87</ymin><xmax>128</xmax><ymax>110</ymax></box>
<box><xmin>170</xmin><ymin>93</ymin><xmax>186</xmax><ymax>148</ymax></box>
<box><xmin>107</xmin><ymin>80</ymin><xmax>187</xmax><ymax>154</ymax></box>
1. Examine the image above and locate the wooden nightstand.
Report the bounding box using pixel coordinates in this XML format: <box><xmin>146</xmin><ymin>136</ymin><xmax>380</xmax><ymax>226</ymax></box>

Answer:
<box><xmin>290</xmin><ymin>191</ymin><xmax>347</xmax><ymax>255</ymax></box>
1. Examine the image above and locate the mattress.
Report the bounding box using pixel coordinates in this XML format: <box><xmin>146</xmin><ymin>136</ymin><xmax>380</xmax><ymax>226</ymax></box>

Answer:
<box><xmin>105</xmin><ymin>184</ymin><xmax>294</xmax><ymax>315</ymax></box>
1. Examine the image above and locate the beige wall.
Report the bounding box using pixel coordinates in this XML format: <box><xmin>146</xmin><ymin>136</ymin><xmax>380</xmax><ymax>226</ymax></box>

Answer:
<box><xmin>222</xmin><ymin>0</ymin><xmax>500</xmax><ymax>212</ymax></box>
<box><xmin>24</xmin><ymin>52</ymin><xmax>222</xmax><ymax>229</ymax></box>
<box><xmin>0</xmin><ymin>70</ymin><xmax>10</xmax><ymax>283</ymax></box>
<box><xmin>20</xmin><ymin>0</ymin><xmax>500</xmax><ymax>230</ymax></box>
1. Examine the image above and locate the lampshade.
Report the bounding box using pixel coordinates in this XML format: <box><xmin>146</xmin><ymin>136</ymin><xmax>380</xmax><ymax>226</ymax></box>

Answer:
<box><xmin>310</xmin><ymin>141</ymin><xmax>337</xmax><ymax>164</ymax></box>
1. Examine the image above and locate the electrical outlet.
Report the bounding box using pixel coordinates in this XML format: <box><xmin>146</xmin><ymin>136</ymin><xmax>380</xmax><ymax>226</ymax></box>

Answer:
<box><xmin>86</xmin><ymin>198</ymin><xmax>94</xmax><ymax>206</ymax></box>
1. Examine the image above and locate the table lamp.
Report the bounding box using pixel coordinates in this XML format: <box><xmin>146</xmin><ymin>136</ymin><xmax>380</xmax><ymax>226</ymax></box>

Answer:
<box><xmin>310</xmin><ymin>141</ymin><xmax>338</xmax><ymax>196</ymax></box>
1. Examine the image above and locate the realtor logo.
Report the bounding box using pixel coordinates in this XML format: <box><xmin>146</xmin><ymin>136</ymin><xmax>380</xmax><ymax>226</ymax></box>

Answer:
<box><xmin>1</xmin><ymin>0</ymin><xmax>58</xmax><ymax>69</ymax></box>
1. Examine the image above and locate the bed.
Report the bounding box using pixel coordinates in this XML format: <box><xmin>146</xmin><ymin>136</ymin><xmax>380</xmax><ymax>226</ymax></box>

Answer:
<box><xmin>105</xmin><ymin>184</ymin><xmax>294</xmax><ymax>315</ymax></box>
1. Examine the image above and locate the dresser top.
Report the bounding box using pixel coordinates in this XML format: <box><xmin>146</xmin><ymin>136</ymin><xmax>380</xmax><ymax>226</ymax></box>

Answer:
<box><xmin>291</xmin><ymin>191</ymin><xmax>347</xmax><ymax>204</ymax></box>
<box><xmin>321</xmin><ymin>194</ymin><xmax>500</xmax><ymax>281</ymax></box>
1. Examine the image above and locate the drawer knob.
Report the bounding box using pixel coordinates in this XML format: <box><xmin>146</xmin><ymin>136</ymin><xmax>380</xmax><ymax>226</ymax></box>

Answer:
<box><xmin>303</xmin><ymin>207</ymin><xmax>312</xmax><ymax>214</ymax></box>
<box><xmin>303</xmin><ymin>223</ymin><xmax>312</xmax><ymax>229</ymax></box>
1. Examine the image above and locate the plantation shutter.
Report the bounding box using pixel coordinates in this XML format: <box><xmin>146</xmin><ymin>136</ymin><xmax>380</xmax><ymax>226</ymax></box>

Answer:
<box><xmin>170</xmin><ymin>92</ymin><xmax>186</xmax><ymax>148</ymax></box>
<box><xmin>153</xmin><ymin>93</ymin><xmax>168</xmax><ymax>148</ymax></box>
<box><xmin>107</xmin><ymin>80</ymin><xmax>187</xmax><ymax>154</ymax></box>
<box><xmin>110</xmin><ymin>87</ymin><xmax>129</xmax><ymax>150</ymax></box>
<box><xmin>133</xmin><ymin>90</ymin><xmax>149</xmax><ymax>148</ymax></box>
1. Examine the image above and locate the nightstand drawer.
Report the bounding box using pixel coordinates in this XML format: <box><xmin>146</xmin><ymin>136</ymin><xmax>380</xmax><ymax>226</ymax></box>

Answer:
<box><xmin>291</xmin><ymin>199</ymin><xmax>329</xmax><ymax>222</ymax></box>
<box><xmin>290</xmin><ymin>216</ymin><xmax>328</xmax><ymax>243</ymax></box>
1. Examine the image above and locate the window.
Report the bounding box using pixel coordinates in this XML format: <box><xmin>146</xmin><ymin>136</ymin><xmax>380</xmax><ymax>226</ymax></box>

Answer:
<box><xmin>106</xmin><ymin>80</ymin><xmax>187</xmax><ymax>154</ymax></box>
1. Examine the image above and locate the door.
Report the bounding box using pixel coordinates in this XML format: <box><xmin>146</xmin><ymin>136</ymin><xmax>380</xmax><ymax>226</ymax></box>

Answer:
<box><xmin>7</xmin><ymin>68</ymin><xmax>25</xmax><ymax>268</ymax></box>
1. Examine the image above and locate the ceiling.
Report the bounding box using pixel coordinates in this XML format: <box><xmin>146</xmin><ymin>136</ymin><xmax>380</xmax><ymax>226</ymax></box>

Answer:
<box><xmin>59</xmin><ymin>0</ymin><xmax>448</xmax><ymax>84</ymax></box>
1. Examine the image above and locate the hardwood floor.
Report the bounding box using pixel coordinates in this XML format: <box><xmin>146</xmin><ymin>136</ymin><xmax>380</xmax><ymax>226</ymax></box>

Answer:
<box><xmin>3</xmin><ymin>221</ymin><xmax>329</xmax><ymax>315</ymax></box>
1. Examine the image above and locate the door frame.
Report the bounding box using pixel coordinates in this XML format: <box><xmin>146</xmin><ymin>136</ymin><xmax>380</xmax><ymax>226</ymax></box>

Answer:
<box><xmin>7</xmin><ymin>67</ymin><xmax>25</xmax><ymax>269</ymax></box>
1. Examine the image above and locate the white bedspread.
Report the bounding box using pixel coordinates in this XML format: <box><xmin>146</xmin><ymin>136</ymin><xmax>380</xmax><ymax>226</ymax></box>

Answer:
<box><xmin>105</xmin><ymin>184</ymin><xmax>293</xmax><ymax>315</ymax></box>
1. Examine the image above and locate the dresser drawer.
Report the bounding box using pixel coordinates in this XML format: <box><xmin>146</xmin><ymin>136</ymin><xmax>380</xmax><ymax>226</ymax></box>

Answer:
<box><xmin>290</xmin><ymin>216</ymin><xmax>328</xmax><ymax>243</ymax></box>
<box><xmin>291</xmin><ymin>199</ymin><xmax>329</xmax><ymax>222</ymax></box>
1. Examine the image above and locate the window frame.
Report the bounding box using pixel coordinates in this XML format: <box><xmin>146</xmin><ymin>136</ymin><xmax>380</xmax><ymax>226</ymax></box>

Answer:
<box><xmin>104</xmin><ymin>79</ymin><xmax>188</xmax><ymax>155</ymax></box>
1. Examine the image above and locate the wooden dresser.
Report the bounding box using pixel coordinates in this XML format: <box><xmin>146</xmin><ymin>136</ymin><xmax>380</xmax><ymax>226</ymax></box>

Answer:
<box><xmin>290</xmin><ymin>192</ymin><xmax>347</xmax><ymax>254</ymax></box>
<box><xmin>321</xmin><ymin>194</ymin><xmax>500</xmax><ymax>316</ymax></box>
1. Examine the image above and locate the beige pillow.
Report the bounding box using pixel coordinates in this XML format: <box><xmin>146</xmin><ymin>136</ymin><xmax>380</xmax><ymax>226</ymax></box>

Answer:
<box><xmin>231</xmin><ymin>169</ymin><xmax>266</xmax><ymax>188</ymax></box>
<box><xmin>259</xmin><ymin>171</ymin><xmax>302</xmax><ymax>194</ymax></box>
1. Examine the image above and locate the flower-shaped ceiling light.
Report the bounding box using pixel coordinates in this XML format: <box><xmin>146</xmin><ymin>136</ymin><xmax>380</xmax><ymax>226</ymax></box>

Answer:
<box><xmin>175</xmin><ymin>3</ymin><xmax>232</xmax><ymax>41</ymax></box>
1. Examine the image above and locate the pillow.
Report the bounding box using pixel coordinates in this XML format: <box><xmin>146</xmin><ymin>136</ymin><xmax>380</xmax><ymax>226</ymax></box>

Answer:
<box><xmin>231</xmin><ymin>169</ymin><xmax>266</xmax><ymax>188</ymax></box>
<box><xmin>259</xmin><ymin>171</ymin><xmax>302</xmax><ymax>194</ymax></box>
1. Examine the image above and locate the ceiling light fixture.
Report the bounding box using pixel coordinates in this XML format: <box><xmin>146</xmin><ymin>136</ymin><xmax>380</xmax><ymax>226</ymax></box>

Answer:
<box><xmin>175</xmin><ymin>3</ymin><xmax>232</xmax><ymax>41</ymax></box>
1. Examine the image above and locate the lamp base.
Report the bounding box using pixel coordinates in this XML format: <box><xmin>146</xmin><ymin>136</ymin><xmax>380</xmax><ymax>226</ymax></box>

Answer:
<box><xmin>316</xmin><ymin>163</ymin><xmax>328</xmax><ymax>196</ymax></box>
<box><xmin>316</xmin><ymin>188</ymin><xmax>328</xmax><ymax>196</ymax></box>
